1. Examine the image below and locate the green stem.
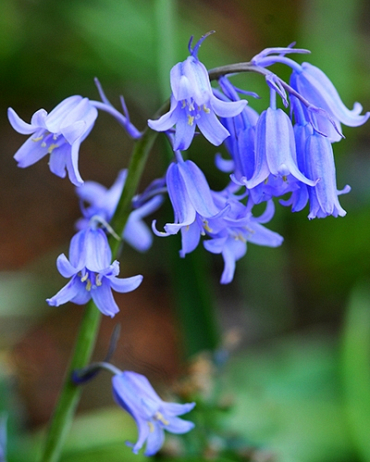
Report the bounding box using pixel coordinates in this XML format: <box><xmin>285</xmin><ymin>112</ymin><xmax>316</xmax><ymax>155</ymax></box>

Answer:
<box><xmin>39</xmin><ymin>300</ymin><xmax>101</xmax><ymax>462</ymax></box>
<box><xmin>39</xmin><ymin>126</ymin><xmax>158</xmax><ymax>462</ymax></box>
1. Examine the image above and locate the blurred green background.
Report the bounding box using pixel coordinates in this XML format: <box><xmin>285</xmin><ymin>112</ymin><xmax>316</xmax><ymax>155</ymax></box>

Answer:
<box><xmin>1</xmin><ymin>0</ymin><xmax>370</xmax><ymax>461</ymax></box>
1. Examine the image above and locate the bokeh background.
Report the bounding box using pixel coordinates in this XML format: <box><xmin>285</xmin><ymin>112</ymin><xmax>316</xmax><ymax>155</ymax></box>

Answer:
<box><xmin>1</xmin><ymin>0</ymin><xmax>370</xmax><ymax>461</ymax></box>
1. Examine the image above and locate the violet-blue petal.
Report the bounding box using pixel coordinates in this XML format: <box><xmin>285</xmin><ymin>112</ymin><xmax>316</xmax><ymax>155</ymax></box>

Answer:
<box><xmin>49</xmin><ymin>144</ymin><xmax>70</xmax><ymax>178</ymax></box>
<box><xmin>293</xmin><ymin>62</ymin><xmax>370</xmax><ymax>128</ymax></box>
<box><xmin>144</xmin><ymin>426</ymin><xmax>165</xmax><ymax>456</ymax></box>
<box><xmin>47</xmin><ymin>277</ymin><xmax>81</xmax><ymax>306</ymax></box>
<box><xmin>165</xmin><ymin>163</ymin><xmax>196</xmax><ymax>233</ymax></box>
<box><xmin>90</xmin><ymin>280</ymin><xmax>120</xmax><ymax>317</ymax></box>
<box><xmin>84</xmin><ymin>228</ymin><xmax>111</xmax><ymax>271</ymax></box>
<box><xmin>210</xmin><ymin>96</ymin><xmax>247</xmax><ymax>118</ymax></box>
<box><xmin>172</xmin><ymin>111</ymin><xmax>197</xmax><ymax>151</ymax></box>
<box><xmin>180</xmin><ymin>221</ymin><xmax>202</xmax><ymax>257</ymax></box>
<box><xmin>108</xmin><ymin>274</ymin><xmax>143</xmax><ymax>293</ymax></box>
<box><xmin>197</xmin><ymin>111</ymin><xmax>230</xmax><ymax>146</ymax></box>
<box><xmin>177</xmin><ymin>160</ymin><xmax>219</xmax><ymax>217</ymax></box>
<box><xmin>8</xmin><ymin>107</ymin><xmax>40</xmax><ymax>134</ymax></box>
<box><xmin>56</xmin><ymin>254</ymin><xmax>76</xmax><ymax>278</ymax></box>
<box><xmin>13</xmin><ymin>136</ymin><xmax>49</xmax><ymax>167</ymax></box>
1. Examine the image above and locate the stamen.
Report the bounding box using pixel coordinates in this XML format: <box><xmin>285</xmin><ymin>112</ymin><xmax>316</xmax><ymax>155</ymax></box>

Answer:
<box><xmin>182</xmin><ymin>100</ymin><xmax>186</xmax><ymax>109</ymax></box>
<box><xmin>187</xmin><ymin>115</ymin><xmax>194</xmax><ymax>126</ymax></box>
<box><xmin>32</xmin><ymin>135</ymin><xmax>44</xmax><ymax>142</ymax></box>
<box><xmin>96</xmin><ymin>274</ymin><xmax>102</xmax><ymax>286</ymax></box>
<box><xmin>203</xmin><ymin>220</ymin><xmax>212</xmax><ymax>233</ymax></box>
<box><xmin>85</xmin><ymin>279</ymin><xmax>92</xmax><ymax>291</ymax></box>
<box><xmin>203</xmin><ymin>104</ymin><xmax>210</xmax><ymax>114</ymax></box>
<box><xmin>148</xmin><ymin>421</ymin><xmax>155</xmax><ymax>432</ymax></box>
<box><xmin>80</xmin><ymin>273</ymin><xmax>89</xmax><ymax>282</ymax></box>
<box><xmin>41</xmin><ymin>142</ymin><xmax>47</xmax><ymax>148</ymax></box>
<box><xmin>235</xmin><ymin>233</ymin><xmax>246</xmax><ymax>242</ymax></box>
<box><xmin>154</xmin><ymin>412</ymin><xmax>169</xmax><ymax>426</ymax></box>
<box><xmin>48</xmin><ymin>143</ymin><xmax>59</xmax><ymax>154</ymax></box>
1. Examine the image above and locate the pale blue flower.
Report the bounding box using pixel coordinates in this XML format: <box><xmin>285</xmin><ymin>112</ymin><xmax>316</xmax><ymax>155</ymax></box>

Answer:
<box><xmin>8</xmin><ymin>96</ymin><xmax>98</xmax><ymax>186</ymax></box>
<box><xmin>112</xmin><ymin>371</ymin><xmax>195</xmax><ymax>456</ymax></box>
<box><xmin>290</xmin><ymin>62</ymin><xmax>370</xmax><ymax>142</ymax></box>
<box><xmin>47</xmin><ymin>227</ymin><xmax>143</xmax><ymax>317</ymax></box>
<box><xmin>148</xmin><ymin>35</ymin><xmax>246</xmax><ymax>150</ymax></box>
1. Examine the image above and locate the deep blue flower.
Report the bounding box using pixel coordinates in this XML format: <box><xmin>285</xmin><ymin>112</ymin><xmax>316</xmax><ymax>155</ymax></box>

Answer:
<box><xmin>290</xmin><ymin>62</ymin><xmax>370</xmax><ymax>142</ymax></box>
<box><xmin>75</xmin><ymin>170</ymin><xmax>163</xmax><ymax>252</ymax></box>
<box><xmin>47</xmin><ymin>227</ymin><xmax>143</xmax><ymax>317</ymax></box>
<box><xmin>148</xmin><ymin>36</ymin><xmax>246</xmax><ymax>151</ymax></box>
<box><xmin>8</xmin><ymin>96</ymin><xmax>98</xmax><ymax>186</ymax></box>
<box><xmin>112</xmin><ymin>371</ymin><xmax>195</xmax><ymax>456</ymax></box>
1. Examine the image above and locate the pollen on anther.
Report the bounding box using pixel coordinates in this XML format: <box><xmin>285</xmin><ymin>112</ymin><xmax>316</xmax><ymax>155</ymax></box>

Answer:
<box><xmin>32</xmin><ymin>135</ymin><xmax>44</xmax><ymax>142</ymax></box>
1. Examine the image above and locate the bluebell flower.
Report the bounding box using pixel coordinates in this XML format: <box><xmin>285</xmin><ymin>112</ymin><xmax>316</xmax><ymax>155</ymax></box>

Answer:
<box><xmin>47</xmin><ymin>227</ymin><xmax>143</xmax><ymax>317</ymax></box>
<box><xmin>290</xmin><ymin>62</ymin><xmax>370</xmax><ymax>142</ymax></box>
<box><xmin>304</xmin><ymin>131</ymin><xmax>350</xmax><ymax>219</ymax></box>
<box><xmin>112</xmin><ymin>371</ymin><xmax>195</xmax><ymax>456</ymax></box>
<box><xmin>75</xmin><ymin>170</ymin><xmax>163</xmax><ymax>252</ymax></box>
<box><xmin>152</xmin><ymin>154</ymin><xmax>222</xmax><ymax>257</ymax></box>
<box><xmin>148</xmin><ymin>35</ymin><xmax>246</xmax><ymax>150</ymax></box>
<box><xmin>8</xmin><ymin>96</ymin><xmax>98</xmax><ymax>186</ymax></box>
<box><xmin>247</xmin><ymin>104</ymin><xmax>317</xmax><ymax>191</ymax></box>
<box><xmin>281</xmin><ymin>97</ymin><xmax>350</xmax><ymax>218</ymax></box>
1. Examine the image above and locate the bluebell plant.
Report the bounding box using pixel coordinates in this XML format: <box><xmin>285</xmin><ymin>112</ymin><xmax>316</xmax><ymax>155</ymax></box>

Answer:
<box><xmin>7</xmin><ymin>33</ymin><xmax>369</xmax><ymax>460</ymax></box>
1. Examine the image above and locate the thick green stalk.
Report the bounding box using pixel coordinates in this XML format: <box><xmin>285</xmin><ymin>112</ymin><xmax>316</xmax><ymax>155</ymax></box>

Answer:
<box><xmin>39</xmin><ymin>126</ymin><xmax>158</xmax><ymax>462</ymax></box>
<box><xmin>39</xmin><ymin>300</ymin><xmax>101</xmax><ymax>462</ymax></box>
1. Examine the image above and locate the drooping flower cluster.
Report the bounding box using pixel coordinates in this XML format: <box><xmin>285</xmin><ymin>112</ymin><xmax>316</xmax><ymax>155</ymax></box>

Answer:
<box><xmin>153</xmin><ymin>152</ymin><xmax>283</xmax><ymax>283</ymax></box>
<box><xmin>148</xmin><ymin>39</ymin><xmax>369</xmax><ymax>282</ymax></box>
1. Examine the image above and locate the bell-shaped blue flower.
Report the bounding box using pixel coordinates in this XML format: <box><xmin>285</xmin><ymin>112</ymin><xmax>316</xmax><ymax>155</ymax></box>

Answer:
<box><xmin>47</xmin><ymin>227</ymin><xmax>143</xmax><ymax>317</ymax></box>
<box><xmin>290</xmin><ymin>62</ymin><xmax>370</xmax><ymax>142</ymax></box>
<box><xmin>247</xmin><ymin>106</ymin><xmax>317</xmax><ymax>190</ymax></box>
<box><xmin>304</xmin><ymin>131</ymin><xmax>350</xmax><ymax>219</ymax></box>
<box><xmin>75</xmin><ymin>170</ymin><xmax>163</xmax><ymax>252</ymax></box>
<box><xmin>148</xmin><ymin>37</ymin><xmax>246</xmax><ymax>151</ymax></box>
<box><xmin>112</xmin><ymin>371</ymin><xmax>195</xmax><ymax>456</ymax></box>
<box><xmin>8</xmin><ymin>96</ymin><xmax>99</xmax><ymax>186</ymax></box>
